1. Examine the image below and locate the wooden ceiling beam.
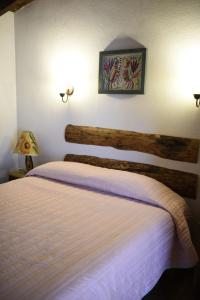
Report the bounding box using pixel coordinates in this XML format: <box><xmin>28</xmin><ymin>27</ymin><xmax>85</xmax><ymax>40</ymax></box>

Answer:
<box><xmin>0</xmin><ymin>0</ymin><xmax>34</xmax><ymax>16</ymax></box>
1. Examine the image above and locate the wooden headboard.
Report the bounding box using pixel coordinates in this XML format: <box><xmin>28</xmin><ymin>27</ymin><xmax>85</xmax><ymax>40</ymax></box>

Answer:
<box><xmin>64</xmin><ymin>124</ymin><xmax>199</xmax><ymax>199</ymax></box>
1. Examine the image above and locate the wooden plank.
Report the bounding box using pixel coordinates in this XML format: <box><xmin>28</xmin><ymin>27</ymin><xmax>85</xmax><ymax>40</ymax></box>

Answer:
<box><xmin>64</xmin><ymin>154</ymin><xmax>198</xmax><ymax>199</ymax></box>
<box><xmin>65</xmin><ymin>125</ymin><xmax>199</xmax><ymax>163</ymax></box>
<box><xmin>0</xmin><ymin>0</ymin><xmax>34</xmax><ymax>16</ymax></box>
<box><xmin>0</xmin><ymin>0</ymin><xmax>14</xmax><ymax>11</ymax></box>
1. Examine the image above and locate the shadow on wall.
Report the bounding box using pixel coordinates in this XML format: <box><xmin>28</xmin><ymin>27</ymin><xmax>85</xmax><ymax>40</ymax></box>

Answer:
<box><xmin>0</xmin><ymin>136</ymin><xmax>17</xmax><ymax>182</ymax></box>
<box><xmin>104</xmin><ymin>35</ymin><xmax>145</xmax><ymax>51</ymax></box>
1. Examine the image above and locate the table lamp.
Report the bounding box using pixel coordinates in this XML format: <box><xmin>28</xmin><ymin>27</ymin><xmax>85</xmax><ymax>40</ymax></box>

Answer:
<box><xmin>14</xmin><ymin>131</ymin><xmax>39</xmax><ymax>172</ymax></box>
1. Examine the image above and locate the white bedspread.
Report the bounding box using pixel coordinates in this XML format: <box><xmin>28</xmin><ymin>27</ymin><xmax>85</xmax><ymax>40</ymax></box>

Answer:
<box><xmin>0</xmin><ymin>162</ymin><xmax>198</xmax><ymax>300</ymax></box>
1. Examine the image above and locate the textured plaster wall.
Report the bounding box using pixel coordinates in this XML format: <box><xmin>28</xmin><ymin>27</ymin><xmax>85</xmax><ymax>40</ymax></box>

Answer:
<box><xmin>15</xmin><ymin>0</ymin><xmax>200</xmax><ymax>221</ymax></box>
<box><xmin>0</xmin><ymin>12</ymin><xmax>18</xmax><ymax>182</ymax></box>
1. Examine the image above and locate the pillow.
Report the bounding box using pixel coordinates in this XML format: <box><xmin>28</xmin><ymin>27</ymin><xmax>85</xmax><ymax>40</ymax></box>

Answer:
<box><xmin>27</xmin><ymin>161</ymin><xmax>186</xmax><ymax>211</ymax></box>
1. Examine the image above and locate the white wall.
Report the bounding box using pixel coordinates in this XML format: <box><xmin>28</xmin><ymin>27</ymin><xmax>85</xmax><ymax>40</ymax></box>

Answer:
<box><xmin>0</xmin><ymin>12</ymin><xmax>18</xmax><ymax>182</ymax></box>
<box><xmin>15</xmin><ymin>0</ymin><xmax>200</xmax><ymax>219</ymax></box>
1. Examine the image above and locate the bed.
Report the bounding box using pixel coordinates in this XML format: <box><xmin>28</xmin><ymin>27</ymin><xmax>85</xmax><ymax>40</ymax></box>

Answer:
<box><xmin>0</xmin><ymin>125</ymin><xmax>199</xmax><ymax>300</ymax></box>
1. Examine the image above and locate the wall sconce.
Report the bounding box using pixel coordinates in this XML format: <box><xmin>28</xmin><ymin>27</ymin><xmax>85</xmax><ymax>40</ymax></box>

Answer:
<box><xmin>193</xmin><ymin>94</ymin><xmax>200</xmax><ymax>107</ymax></box>
<box><xmin>59</xmin><ymin>87</ymin><xmax>74</xmax><ymax>103</ymax></box>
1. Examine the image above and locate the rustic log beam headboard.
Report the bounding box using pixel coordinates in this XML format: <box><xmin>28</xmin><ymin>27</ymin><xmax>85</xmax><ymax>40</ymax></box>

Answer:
<box><xmin>65</xmin><ymin>125</ymin><xmax>199</xmax><ymax>163</ymax></box>
<box><xmin>65</xmin><ymin>124</ymin><xmax>199</xmax><ymax>199</ymax></box>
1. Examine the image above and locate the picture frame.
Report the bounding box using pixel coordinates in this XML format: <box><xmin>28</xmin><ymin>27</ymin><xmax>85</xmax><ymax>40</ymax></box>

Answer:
<box><xmin>98</xmin><ymin>48</ymin><xmax>146</xmax><ymax>94</ymax></box>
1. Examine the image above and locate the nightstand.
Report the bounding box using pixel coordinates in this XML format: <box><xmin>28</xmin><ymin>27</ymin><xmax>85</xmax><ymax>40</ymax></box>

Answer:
<box><xmin>9</xmin><ymin>169</ymin><xmax>27</xmax><ymax>181</ymax></box>
<box><xmin>193</xmin><ymin>262</ymin><xmax>200</xmax><ymax>298</ymax></box>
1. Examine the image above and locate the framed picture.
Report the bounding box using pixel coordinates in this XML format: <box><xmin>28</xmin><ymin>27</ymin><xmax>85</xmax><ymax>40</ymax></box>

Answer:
<box><xmin>98</xmin><ymin>48</ymin><xmax>146</xmax><ymax>94</ymax></box>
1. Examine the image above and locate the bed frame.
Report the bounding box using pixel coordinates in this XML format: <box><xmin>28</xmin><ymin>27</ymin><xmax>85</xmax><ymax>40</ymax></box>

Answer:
<box><xmin>64</xmin><ymin>124</ymin><xmax>199</xmax><ymax>199</ymax></box>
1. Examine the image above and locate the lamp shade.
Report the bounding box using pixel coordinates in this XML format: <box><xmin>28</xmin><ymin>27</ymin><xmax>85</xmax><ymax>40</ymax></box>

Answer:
<box><xmin>14</xmin><ymin>131</ymin><xmax>39</xmax><ymax>156</ymax></box>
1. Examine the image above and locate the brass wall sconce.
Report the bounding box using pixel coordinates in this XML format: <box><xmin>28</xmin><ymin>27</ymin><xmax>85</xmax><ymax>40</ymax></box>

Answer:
<box><xmin>193</xmin><ymin>94</ymin><xmax>200</xmax><ymax>108</ymax></box>
<box><xmin>59</xmin><ymin>87</ymin><xmax>74</xmax><ymax>103</ymax></box>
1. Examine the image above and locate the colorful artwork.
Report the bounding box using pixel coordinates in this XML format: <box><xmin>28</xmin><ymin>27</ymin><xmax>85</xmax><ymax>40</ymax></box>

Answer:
<box><xmin>98</xmin><ymin>48</ymin><xmax>146</xmax><ymax>94</ymax></box>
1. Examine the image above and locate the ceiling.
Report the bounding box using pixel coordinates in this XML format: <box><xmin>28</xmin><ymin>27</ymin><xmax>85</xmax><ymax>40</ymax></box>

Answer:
<box><xmin>0</xmin><ymin>0</ymin><xmax>34</xmax><ymax>16</ymax></box>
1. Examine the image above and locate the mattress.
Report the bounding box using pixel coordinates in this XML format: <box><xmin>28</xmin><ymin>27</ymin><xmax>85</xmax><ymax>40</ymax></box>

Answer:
<box><xmin>0</xmin><ymin>162</ymin><xmax>198</xmax><ymax>300</ymax></box>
